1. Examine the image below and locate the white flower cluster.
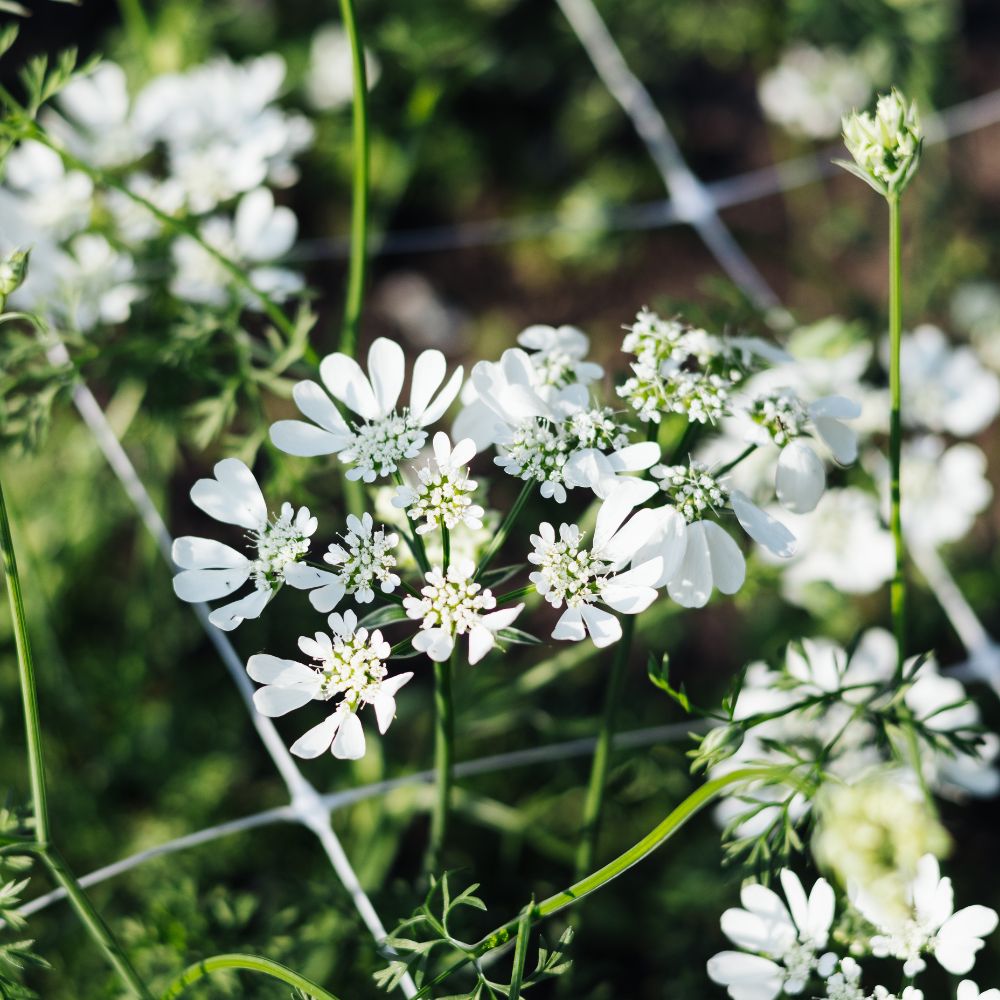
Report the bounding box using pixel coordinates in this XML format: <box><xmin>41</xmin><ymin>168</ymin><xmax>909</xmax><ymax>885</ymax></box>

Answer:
<box><xmin>841</xmin><ymin>89</ymin><xmax>922</xmax><ymax>195</ymax></box>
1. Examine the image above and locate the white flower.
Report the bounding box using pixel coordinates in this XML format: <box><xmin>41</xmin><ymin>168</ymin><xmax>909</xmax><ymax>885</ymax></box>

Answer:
<box><xmin>106</xmin><ymin>173</ymin><xmax>186</xmax><ymax>244</ymax></box>
<box><xmin>871</xmin><ymin>989</ymin><xmax>923</xmax><ymax>1000</ymax></box>
<box><xmin>707</xmin><ymin>869</ymin><xmax>836</xmax><ymax>999</ymax></box>
<box><xmin>957</xmin><ymin>981</ymin><xmax>1000</xmax><ymax>1000</ymax></box>
<box><xmin>171</xmin><ymin>187</ymin><xmax>302</xmax><ymax>306</ymax></box>
<box><xmin>247</xmin><ymin>610</ymin><xmax>411</xmax><ymax>760</ymax></box>
<box><xmin>305</xmin><ymin>24</ymin><xmax>381</xmax><ymax>111</ymax></box>
<box><xmin>467</xmin><ymin>348</ymin><xmax>635</xmax><ymax>502</ymax></box>
<box><xmin>4</xmin><ymin>139</ymin><xmax>94</xmax><ymax>239</ymax></box>
<box><xmin>768</xmin><ymin>487</ymin><xmax>893</xmax><ymax>603</ymax></box>
<box><xmin>284</xmin><ymin>512</ymin><xmax>400</xmax><ymax>613</ymax></box>
<box><xmin>892</xmin><ymin>325</ymin><xmax>1000</xmax><ymax>437</ymax></box>
<box><xmin>759</xmin><ymin>44</ymin><xmax>873</xmax><ymax>141</ymax></box>
<box><xmin>172</xmin><ymin>459</ymin><xmax>316</xmax><ymax>630</ymax></box>
<box><xmin>823</xmin><ymin>956</ymin><xmax>865</xmax><ymax>1000</ymax></box>
<box><xmin>516</xmin><ymin>324</ymin><xmax>604</xmax><ymax>388</ymax></box>
<box><xmin>738</xmin><ymin>388</ymin><xmax>860</xmax><ymax>513</ymax></box>
<box><xmin>853</xmin><ymin>854</ymin><xmax>998</xmax><ymax>977</ymax></box>
<box><xmin>651</xmin><ymin>460</ymin><xmax>795</xmax><ymax>608</ymax></box>
<box><xmin>271</xmin><ymin>337</ymin><xmax>464</xmax><ymax>482</ymax></box>
<box><xmin>841</xmin><ymin>89</ymin><xmax>922</xmax><ymax>195</ymax></box>
<box><xmin>392</xmin><ymin>432</ymin><xmax>485</xmax><ymax>535</ymax></box>
<box><xmin>403</xmin><ymin>559</ymin><xmax>523</xmax><ymax>664</ymax></box>
<box><xmin>528</xmin><ymin>487</ymin><xmax>677</xmax><ymax>646</ymax></box>
<box><xmin>951</xmin><ymin>282</ymin><xmax>1000</xmax><ymax>373</ymax></box>
<box><xmin>55</xmin><ymin>233</ymin><xmax>144</xmax><ymax>331</ymax></box>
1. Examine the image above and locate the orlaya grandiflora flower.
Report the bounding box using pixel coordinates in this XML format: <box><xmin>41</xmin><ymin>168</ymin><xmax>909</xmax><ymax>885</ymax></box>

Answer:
<box><xmin>707</xmin><ymin>868</ymin><xmax>836</xmax><ymax>999</ymax></box>
<box><xmin>651</xmin><ymin>459</ymin><xmax>796</xmax><ymax>608</ymax></box>
<box><xmin>403</xmin><ymin>559</ymin><xmax>523</xmax><ymax>664</ymax></box>
<box><xmin>284</xmin><ymin>512</ymin><xmax>401</xmax><ymax>613</ymax></box>
<box><xmin>528</xmin><ymin>481</ymin><xmax>681</xmax><ymax>647</ymax></box>
<box><xmin>958</xmin><ymin>981</ymin><xmax>1000</xmax><ymax>1000</ymax></box>
<box><xmin>461</xmin><ymin>347</ymin><xmax>644</xmax><ymax>502</ymax></box>
<box><xmin>247</xmin><ymin>610</ymin><xmax>411</xmax><ymax>760</ymax></box>
<box><xmin>270</xmin><ymin>337</ymin><xmax>463</xmax><ymax>482</ymax></box>
<box><xmin>851</xmin><ymin>854</ymin><xmax>999</xmax><ymax>977</ymax></box>
<box><xmin>172</xmin><ymin>458</ymin><xmax>315</xmax><ymax>630</ymax></box>
<box><xmin>734</xmin><ymin>387</ymin><xmax>860</xmax><ymax>513</ymax></box>
<box><xmin>392</xmin><ymin>432</ymin><xmax>485</xmax><ymax>535</ymax></box>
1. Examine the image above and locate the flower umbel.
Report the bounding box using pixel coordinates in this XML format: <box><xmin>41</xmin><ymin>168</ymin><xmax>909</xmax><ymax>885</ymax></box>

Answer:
<box><xmin>840</xmin><ymin>89</ymin><xmax>922</xmax><ymax>196</ymax></box>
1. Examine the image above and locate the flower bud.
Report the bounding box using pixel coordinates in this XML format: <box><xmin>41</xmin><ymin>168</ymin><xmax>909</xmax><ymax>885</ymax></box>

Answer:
<box><xmin>839</xmin><ymin>89</ymin><xmax>922</xmax><ymax>196</ymax></box>
<box><xmin>0</xmin><ymin>247</ymin><xmax>30</xmax><ymax>298</ymax></box>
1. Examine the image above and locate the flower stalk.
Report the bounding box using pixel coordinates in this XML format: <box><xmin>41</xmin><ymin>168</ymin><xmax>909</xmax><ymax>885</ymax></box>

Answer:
<box><xmin>159</xmin><ymin>952</ymin><xmax>341</xmax><ymax>1000</ymax></box>
<box><xmin>427</xmin><ymin>648</ymin><xmax>457</xmax><ymax>872</ymax></box>
<box><xmin>888</xmin><ymin>192</ymin><xmax>907</xmax><ymax>674</ymax></box>
<box><xmin>475</xmin><ymin>480</ymin><xmax>534</xmax><ymax>581</ymax></box>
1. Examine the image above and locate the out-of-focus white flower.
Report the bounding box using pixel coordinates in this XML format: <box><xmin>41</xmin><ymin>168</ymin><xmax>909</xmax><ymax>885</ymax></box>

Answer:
<box><xmin>767</xmin><ymin>487</ymin><xmax>893</xmax><ymax>602</ymax></box>
<box><xmin>516</xmin><ymin>324</ymin><xmax>604</xmax><ymax>388</ymax></box>
<box><xmin>305</xmin><ymin>24</ymin><xmax>381</xmax><ymax>111</ymax></box>
<box><xmin>403</xmin><ymin>559</ymin><xmax>522</xmax><ymax>664</ymax></box>
<box><xmin>56</xmin><ymin>233</ymin><xmax>143</xmax><ymax>331</ymax></box>
<box><xmin>171</xmin><ymin>187</ymin><xmax>302</xmax><ymax>306</ymax></box>
<box><xmin>852</xmin><ymin>854</ymin><xmax>998</xmax><ymax>977</ymax></box>
<box><xmin>134</xmin><ymin>54</ymin><xmax>313</xmax><ymax>213</ymax></box>
<box><xmin>651</xmin><ymin>460</ymin><xmax>795</xmax><ymax>607</ymax></box>
<box><xmin>957</xmin><ymin>981</ymin><xmax>1000</xmax><ymax>1000</ymax></box>
<box><xmin>4</xmin><ymin>139</ymin><xmax>93</xmax><ymax>239</ymax></box>
<box><xmin>759</xmin><ymin>44</ymin><xmax>873</xmax><ymax>140</ymax></box>
<box><xmin>392</xmin><ymin>432</ymin><xmax>485</xmax><ymax>535</ymax></box>
<box><xmin>707</xmin><ymin>869</ymin><xmax>836</xmax><ymax>999</ymax></box>
<box><xmin>866</xmin><ymin>436</ymin><xmax>992</xmax><ymax>548</ymax></box>
<box><xmin>951</xmin><ymin>282</ymin><xmax>1000</xmax><ymax>373</ymax></box>
<box><xmin>271</xmin><ymin>337</ymin><xmax>464</xmax><ymax>481</ymax></box>
<box><xmin>841</xmin><ymin>89</ymin><xmax>922</xmax><ymax>195</ymax></box>
<box><xmin>285</xmin><ymin>512</ymin><xmax>400</xmax><ymax>613</ymax></box>
<box><xmin>50</xmin><ymin>61</ymin><xmax>151</xmax><ymax>168</ymax></box>
<box><xmin>172</xmin><ymin>459</ymin><xmax>316</xmax><ymax>630</ymax></box>
<box><xmin>105</xmin><ymin>173</ymin><xmax>186</xmax><ymax>244</ymax></box>
<box><xmin>822</xmin><ymin>957</ymin><xmax>865</xmax><ymax>1000</ymax></box>
<box><xmin>891</xmin><ymin>325</ymin><xmax>1000</xmax><ymax>437</ymax></box>
<box><xmin>248</xmin><ymin>610</ymin><xmax>411</xmax><ymax>760</ymax></box>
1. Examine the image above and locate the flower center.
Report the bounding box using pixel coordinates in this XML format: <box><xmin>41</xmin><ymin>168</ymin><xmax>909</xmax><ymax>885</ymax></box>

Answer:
<box><xmin>653</xmin><ymin>463</ymin><xmax>729</xmax><ymax>522</ymax></box>
<box><xmin>530</xmin><ymin>526</ymin><xmax>612</xmax><ymax>608</ymax></box>
<box><xmin>340</xmin><ymin>409</ymin><xmax>426</xmax><ymax>479</ymax></box>
<box><xmin>411</xmin><ymin>570</ymin><xmax>496</xmax><ymax>635</ymax></box>
<box><xmin>407</xmin><ymin>466</ymin><xmax>477</xmax><ymax>532</ymax></box>
<box><xmin>249</xmin><ymin>509</ymin><xmax>311</xmax><ymax>590</ymax></box>
<box><xmin>749</xmin><ymin>389</ymin><xmax>809</xmax><ymax>445</ymax></box>
<box><xmin>327</xmin><ymin>523</ymin><xmax>399</xmax><ymax>596</ymax></box>
<box><xmin>314</xmin><ymin>630</ymin><xmax>387</xmax><ymax>710</ymax></box>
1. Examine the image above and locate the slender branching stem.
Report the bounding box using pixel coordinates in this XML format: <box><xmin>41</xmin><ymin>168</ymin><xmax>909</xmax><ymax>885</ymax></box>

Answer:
<box><xmin>337</xmin><ymin>0</ymin><xmax>370</xmax><ymax>358</ymax></box>
<box><xmin>441</xmin><ymin>524</ymin><xmax>450</xmax><ymax>574</ymax></box>
<box><xmin>427</xmin><ymin>648</ymin><xmax>457</xmax><ymax>872</ymax></box>
<box><xmin>1</xmin><ymin>476</ymin><xmax>152</xmax><ymax>998</ymax></box>
<box><xmin>573</xmin><ymin>615</ymin><xmax>634</xmax><ymax>879</ymax></box>
<box><xmin>475</xmin><ymin>481</ymin><xmax>534</xmax><ymax>581</ymax></box>
<box><xmin>159</xmin><ymin>953</ymin><xmax>341</xmax><ymax>1000</ymax></box>
<box><xmin>888</xmin><ymin>193</ymin><xmax>907</xmax><ymax>675</ymax></box>
<box><xmin>714</xmin><ymin>443</ymin><xmax>757</xmax><ymax>478</ymax></box>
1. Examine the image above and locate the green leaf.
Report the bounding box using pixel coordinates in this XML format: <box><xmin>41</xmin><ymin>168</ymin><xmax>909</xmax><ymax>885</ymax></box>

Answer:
<box><xmin>646</xmin><ymin>652</ymin><xmax>689</xmax><ymax>712</ymax></box>
<box><xmin>496</xmin><ymin>628</ymin><xmax>541</xmax><ymax>647</ymax></box>
<box><xmin>478</xmin><ymin>564</ymin><xmax>524</xmax><ymax>588</ymax></box>
<box><xmin>357</xmin><ymin>604</ymin><xmax>409</xmax><ymax>629</ymax></box>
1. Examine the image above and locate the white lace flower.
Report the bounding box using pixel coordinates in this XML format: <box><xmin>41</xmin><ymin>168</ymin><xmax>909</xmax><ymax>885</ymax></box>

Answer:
<box><xmin>403</xmin><ymin>560</ymin><xmax>523</xmax><ymax>664</ymax></box>
<box><xmin>4</xmin><ymin>139</ymin><xmax>94</xmax><ymax>240</ymax></box>
<box><xmin>738</xmin><ymin>388</ymin><xmax>861</xmax><ymax>513</ymax></box>
<box><xmin>841</xmin><ymin>89</ymin><xmax>922</xmax><ymax>195</ymax></box>
<box><xmin>759</xmin><ymin>44</ymin><xmax>872</xmax><ymax>141</ymax></box>
<box><xmin>271</xmin><ymin>337</ymin><xmax>464</xmax><ymax>482</ymax></box>
<box><xmin>958</xmin><ymin>981</ymin><xmax>1000</xmax><ymax>1000</ymax></box>
<box><xmin>284</xmin><ymin>512</ymin><xmax>400</xmax><ymax>612</ymax></box>
<box><xmin>392</xmin><ymin>432</ymin><xmax>484</xmax><ymax>535</ymax></box>
<box><xmin>871</xmin><ymin>988</ymin><xmax>924</xmax><ymax>1000</ymax></box>
<box><xmin>852</xmin><ymin>854</ymin><xmax>999</xmax><ymax>977</ymax></box>
<box><xmin>305</xmin><ymin>23</ymin><xmax>380</xmax><ymax>111</ymax></box>
<box><xmin>528</xmin><ymin>486</ymin><xmax>677</xmax><ymax>647</ymax></box>
<box><xmin>170</xmin><ymin>187</ymin><xmax>302</xmax><ymax>307</ymax></box>
<box><xmin>55</xmin><ymin>233</ymin><xmax>144</xmax><ymax>332</ymax></box>
<box><xmin>651</xmin><ymin>460</ymin><xmax>795</xmax><ymax>607</ymax></box>
<box><xmin>707</xmin><ymin>869</ymin><xmax>836</xmax><ymax>999</ymax></box>
<box><xmin>172</xmin><ymin>459</ymin><xmax>316</xmax><ymax>630</ymax></box>
<box><xmin>247</xmin><ymin>610</ymin><xmax>411</xmax><ymax>760</ymax></box>
<box><xmin>516</xmin><ymin>324</ymin><xmax>604</xmax><ymax>388</ymax></box>
<box><xmin>823</xmin><ymin>957</ymin><xmax>865</xmax><ymax>1000</ymax></box>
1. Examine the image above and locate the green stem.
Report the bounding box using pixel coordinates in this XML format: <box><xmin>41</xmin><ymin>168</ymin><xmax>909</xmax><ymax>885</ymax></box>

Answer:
<box><xmin>41</xmin><ymin>849</ymin><xmax>154</xmax><ymax>999</ymax></box>
<box><xmin>411</xmin><ymin>766</ymin><xmax>777</xmax><ymax>998</ymax></box>
<box><xmin>159</xmin><ymin>953</ymin><xmax>341</xmax><ymax>1000</ymax></box>
<box><xmin>508</xmin><ymin>900</ymin><xmax>534</xmax><ymax>1000</ymax></box>
<box><xmin>0</xmin><ymin>476</ymin><xmax>49</xmax><ymax>847</ymax></box>
<box><xmin>475</xmin><ymin>481</ymin><xmax>534</xmax><ymax>581</ymax></box>
<box><xmin>888</xmin><ymin>193</ymin><xmax>907</xmax><ymax>676</ymax></box>
<box><xmin>427</xmin><ymin>648</ymin><xmax>456</xmax><ymax>872</ymax></box>
<box><xmin>573</xmin><ymin>616</ymin><xmax>634</xmax><ymax>880</ymax></box>
<box><xmin>442</xmin><ymin>524</ymin><xmax>450</xmax><ymax>574</ymax></box>
<box><xmin>337</xmin><ymin>0</ymin><xmax>370</xmax><ymax>358</ymax></box>
<box><xmin>714</xmin><ymin>444</ymin><xmax>757</xmax><ymax>478</ymax></box>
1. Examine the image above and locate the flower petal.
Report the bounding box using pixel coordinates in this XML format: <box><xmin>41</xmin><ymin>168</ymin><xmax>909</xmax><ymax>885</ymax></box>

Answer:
<box><xmin>580</xmin><ymin>604</ymin><xmax>622</xmax><ymax>647</ymax></box>
<box><xmin>246</xmin><ymin>653</ymin><xmax>311</xmax><ymax>684</ymax></box>
<box><xmin>367</xmin><ymin>337</ymin><xmax>405</xmax><ymax>416</ymax></box>
<box><xmin>173</xmin><ymin>566</ymin><xmax>250</xmax><ymax>603</ymax></box>
<box><xmin>292</xmin><ymin>380</ymin><xmax>351</xmax><ymax>436</ymax></box>
<box><xmin>418</xmin><ymin>364</ymin><xmax>464</xmax><ymax>427</ymax></box>
<box><xmin>552</xmin><ymin>606</ymin><xmax>585</xmax><ymax>642</ymax></box>
<box><xmin>291</xmin><ymin>712</ymin><xmax>342</xmax><ymax>758</ymax></box>
<box><xmin>270</xmin><ymin>419</ymin><xmax>348</xmax><ymax>457</ymax></box>
<box><xmin>813</xmin><ymin>415</ymin><xmax>858</xmax><ymax>465</ymax></box>
<box><xmin>409</xmin><ymin>349</ymin><xmax>447</xmax><ymax>419</ymax></box>
<box><xmin>332</xmin><ymin>712</ymin><xmax>366</xmax><ymax>759</ymax></box>
<box><xmin>172</xmin><ymin>536</ymin><xmax>248</xmax><ymax>571</ymax></box>
<box><xmin>320</xmin><ymin>352</ymin><xmax>380</xmax><ymax>421</ymax></box>
<box><xmin>776</xmin><ymin>441</ymin><xmax>826</xmax><ymax>514</ymax></box>
<box><xmin>731</xmin><ymin>490</ymin><xmax>796</xmax><ymax>558</ymax></box>
<box><xmin>207</xmin><ymin>588</ymin><xmax>271</xmax><ymax>631</ymax></box>
<box><xmin>253</xmin><ymin>682</ymin><xmax>317</xmax><ymax>717</ymax></box>
<box><xmin>191</xmin><ymin>458</ymin><xmax>267</xmax><ymax>529</ymax></box>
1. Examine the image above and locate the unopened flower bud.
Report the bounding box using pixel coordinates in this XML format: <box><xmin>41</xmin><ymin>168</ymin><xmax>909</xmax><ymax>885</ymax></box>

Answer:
<box><xmin>839</xmin><ymin>89</ymin><xmax>922</xmax><ymax>196</ymax></box>
<box><xmin>0</xmin><ymin>248</ymin><xmax>30</xmax><ymax>298</ymax></box>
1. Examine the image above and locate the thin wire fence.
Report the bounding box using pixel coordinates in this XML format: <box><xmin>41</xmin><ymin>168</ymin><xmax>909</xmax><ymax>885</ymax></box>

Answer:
<box><xmin>12</xmin><ymin>3</ymin><xmax>1000</xmax><ymax>980</ymax></box>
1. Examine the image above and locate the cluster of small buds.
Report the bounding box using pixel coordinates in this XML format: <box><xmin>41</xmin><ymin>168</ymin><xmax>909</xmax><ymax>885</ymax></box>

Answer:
<box><xmin>841</xmin><ymin>89</ymin><xmax>922</xmax><ymax>196</ymax></box>
<box><xmin>622</xmin><ymin>308</ymin><xmax>701</xmax><ymax>368</ymax></box>
<box><xmin>403</xmin><ymin>563</ymin><xmax>497</xmax><ymax>636</ymax></box>
<box><xmin>324</xmin><ymin>512</ymin><xmax>401</xmax><ymax>602</ymax></box>
<box><xmin>394</xmin><ymin>437</ymin><xmax>485</xmax><ymax>536</ymax></box>
<box><xmin>0</xmin><ymin>247</ymin><xmax>30</xmax><ymax>299</ymax></box>
<box><xmin>339</xmin><ymin>410</ymin><xmax>427</xmax><ymax>482</ymax></box>
<box><xmin>565</xmin><ymin>406</ymin><xmax>631</xmax><ymax>451</ymax></box>
<box><xmin>652</xmin><ymin>462</ymin><xmax>729</xmax><ymax>522</ymax></box>
<box><xmin>824</xmin><ymin>958</ymin><xmax>865</xmax><ymax>1000</ymax></box>
<box><xmin>249</xmin><ymin>502</ymin><xmax>316</xmax><ymax>590</ymax></box>
<box><xmin>301</xmin><ymin>625</ymin><xmax>390</xmax><ymax>711</ymax></box>
<box><xmin>619</xmin><ymin>361</ymin><xmax>734</xmax><ymax>425</ymax></box>
<box><xmin>533</xmin><ymin>348</ymin><xmax>582</xmax><ymax>388</ymax></box>
<box><xmin>749</xmin><ymin>388</ymin><xmax>809</xmax><ymax>445</ymax></box>
<box><xmin>528</xmin><ymin>523</ymin><xmax>612</xmax><ymax>608</ymax></box>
